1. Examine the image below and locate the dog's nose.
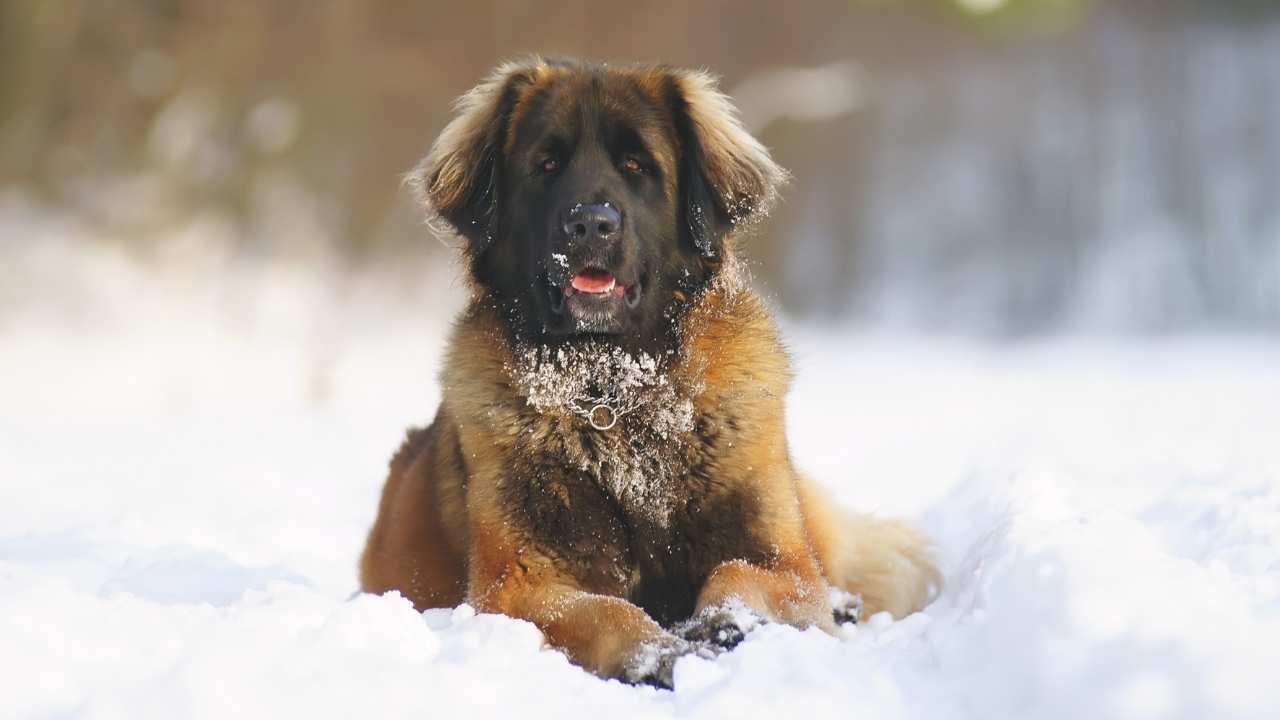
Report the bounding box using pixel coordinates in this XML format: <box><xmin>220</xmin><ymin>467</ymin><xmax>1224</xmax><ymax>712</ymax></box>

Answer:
<box><xmin>561</xmin><ymin>203</ymin><xmax>621</xmax><ymax>242</ymax></box>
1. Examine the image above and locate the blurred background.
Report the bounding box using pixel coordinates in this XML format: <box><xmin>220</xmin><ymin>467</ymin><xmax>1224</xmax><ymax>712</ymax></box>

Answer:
<box><xmin>5</xmin><ymin>0</ymin><xmax>1280</xmax><ymax>338</ymax></box>
<box><xmin>7</xmin><ymin>6</ymin><xmax>1280</xmax><ymax>714</ymax></box>
<box><xmin>4</xmin><ymin>0</ymin><xmax>1280</xmax><ymax>421</ymax></box>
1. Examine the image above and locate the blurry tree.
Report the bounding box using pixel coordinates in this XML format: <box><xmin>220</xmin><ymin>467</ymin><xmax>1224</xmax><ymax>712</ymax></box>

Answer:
<box><xmin>2</xmin><ymin>0</ymin><xmax>1279</xmax><ymax>333</ymax></box>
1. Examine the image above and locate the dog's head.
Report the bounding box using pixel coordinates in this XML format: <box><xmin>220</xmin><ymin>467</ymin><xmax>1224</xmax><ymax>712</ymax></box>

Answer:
<box><xmin>411</xmin><ymin>57</ymin><xmax>786</xmax><ymax>352</ymax></box>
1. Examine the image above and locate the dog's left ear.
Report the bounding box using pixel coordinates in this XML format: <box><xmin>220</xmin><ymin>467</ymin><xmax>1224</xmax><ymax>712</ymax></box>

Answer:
<box><xmin>407</xmin><ymin>59</ymin><xmax>543</xmax><ymax>254</ymax></box>
<box><xmin>670</xmin><ymin>70</ymin><xmax>789</xmax><ymax>257</ymax></box>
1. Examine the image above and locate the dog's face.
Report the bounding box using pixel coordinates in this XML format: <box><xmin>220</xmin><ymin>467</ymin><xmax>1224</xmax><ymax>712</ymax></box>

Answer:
<box><xmin>413</xmin><ymin>58</ymin><xmax>786</xmax><ymax>352</ymax></box>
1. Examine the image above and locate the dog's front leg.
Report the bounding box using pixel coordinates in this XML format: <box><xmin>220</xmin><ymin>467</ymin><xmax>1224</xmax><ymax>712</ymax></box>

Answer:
<box><xmin>681</xmin><ymin>556</ymin><xmax>835</xmax><ymax>649</ymax></box>
<box><xmin>469</xmin><ymin>550</ymin><xmax>698</xmax><ymax>688</ymax></box>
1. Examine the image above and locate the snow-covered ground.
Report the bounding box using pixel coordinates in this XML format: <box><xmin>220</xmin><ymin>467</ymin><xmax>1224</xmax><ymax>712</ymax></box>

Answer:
<box><xmin>3</xmin><ymin>215</ymin><xmax>1279</xmax><ymax>718</ymax></box>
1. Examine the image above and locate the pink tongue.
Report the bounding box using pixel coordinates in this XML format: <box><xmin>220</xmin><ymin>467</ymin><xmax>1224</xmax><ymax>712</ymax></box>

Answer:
<box><xmin>571</xmin><ymin>270</ymin><xmax>616</xmax><ymax>294</ymax></box>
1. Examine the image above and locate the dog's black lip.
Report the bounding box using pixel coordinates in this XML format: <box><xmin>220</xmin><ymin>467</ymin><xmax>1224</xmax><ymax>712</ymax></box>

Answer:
<box><xmin>542</xmin><ymin>260</ymin><xmax>647</xmax><ymax>317</ymax></box>
<box><xmin>547</xmin><ymin>283</ymin><xmax>567</xmax><ymax>314</ymax></box>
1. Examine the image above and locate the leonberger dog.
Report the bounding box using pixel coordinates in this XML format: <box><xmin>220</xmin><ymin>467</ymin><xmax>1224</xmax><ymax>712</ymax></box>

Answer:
<box><xmin>360</xmin><ymin>57</ymin><xmax>940</xmax><ymax>688</ymax></box>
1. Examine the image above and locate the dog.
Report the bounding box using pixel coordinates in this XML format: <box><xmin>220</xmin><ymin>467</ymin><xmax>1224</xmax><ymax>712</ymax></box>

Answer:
<box><xmin>359</xmin><ymin>57</ymin><xmax>940</xmax><ymax>687</ymax></box>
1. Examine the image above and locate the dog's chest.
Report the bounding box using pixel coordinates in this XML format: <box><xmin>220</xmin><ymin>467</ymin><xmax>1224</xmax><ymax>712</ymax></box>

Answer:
<box><xmin>504</xmin><ymin>397</ymin><xmax>755</xmax><ymax>615</ymax></box>
<box><xmin>499</xmin><ymin>342</ymin><xmax>761</xmax><ymax>609</ymax></box>
<box><xmin>519</xmin><ymin>402</ymin><xmax>699</xmax><ymax>529</ymax></box>
<box><xmin>506</xmin><ymin>342</ymin><xmax>705</xmax><ymax>524</ymax></box>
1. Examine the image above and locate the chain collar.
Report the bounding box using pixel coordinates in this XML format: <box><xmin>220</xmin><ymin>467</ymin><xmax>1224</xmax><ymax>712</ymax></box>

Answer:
<box><xmin>568</xmin><ymin>396</ymin><xmax>640</xmax><ymax>431</ymax></box>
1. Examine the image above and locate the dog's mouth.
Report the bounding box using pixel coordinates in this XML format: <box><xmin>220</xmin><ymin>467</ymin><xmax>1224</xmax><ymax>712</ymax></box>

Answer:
<box><xmin>569</xmin><ymin>268</ymin><xmax>623</xmax><ymax>296</ymax></box>
<box><xmin>547</xmin><ymin>266</ymin><xmax>643</xmax><ymax>322</ymax></box>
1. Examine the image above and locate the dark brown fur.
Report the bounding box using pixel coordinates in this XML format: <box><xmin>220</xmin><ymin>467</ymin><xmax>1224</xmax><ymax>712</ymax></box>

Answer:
<box><xmin>360</xmin><ymin>58</ymin><xmax>939</xmax><ymax>686</ymax></box>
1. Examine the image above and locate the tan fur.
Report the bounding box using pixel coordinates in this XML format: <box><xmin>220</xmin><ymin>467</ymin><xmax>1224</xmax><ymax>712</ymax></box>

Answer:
<box><xmin>362</xmin><ymin>59</ymin><xmax>939</xmax><ymax>684</ymax></box>
<box><xmin>360</xmin><ymin>287</ymin><xmax>940</xmax><ymax>679</ymax></box>
<box><xmin>798</xmin><ymin>479</ymin><xmax>941</xmax><ymax>619</ymax></box>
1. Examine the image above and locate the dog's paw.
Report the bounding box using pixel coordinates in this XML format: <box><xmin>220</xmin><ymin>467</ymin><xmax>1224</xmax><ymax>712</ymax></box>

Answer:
<box><xmin>673</xmin><ymin>600</ymin><xmax>764</xmax><ymax>651</ymax></box>
<box><xmin>623</xmin><ymin>635</ymin><xmax>713</xmax><ymax>689</ymax></box>
<box><xmin>830</xmin><ymin>588</ymin><xmax>863</xmax><ymax>625</ymax></box>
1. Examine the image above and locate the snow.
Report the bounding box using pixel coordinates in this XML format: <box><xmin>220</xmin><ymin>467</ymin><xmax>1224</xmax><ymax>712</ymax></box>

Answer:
<box><xmin>3</xmin><ymin>220</ymin><xmax>1280</xmax><ymax>718</ymax></box>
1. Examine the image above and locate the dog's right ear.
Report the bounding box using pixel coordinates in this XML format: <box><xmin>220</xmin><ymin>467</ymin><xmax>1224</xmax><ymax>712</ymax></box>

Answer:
<box><xmin>407</xmin><ymin>59</ymin><xmax>543</xmax><ymax>254</ymax></box>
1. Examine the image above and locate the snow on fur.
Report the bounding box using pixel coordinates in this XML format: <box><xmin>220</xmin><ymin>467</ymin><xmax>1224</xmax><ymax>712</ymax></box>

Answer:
<box><xmin>509</xmin><ymin>341</ymin><xmax>695</xmax><ymax>524</ymax></box>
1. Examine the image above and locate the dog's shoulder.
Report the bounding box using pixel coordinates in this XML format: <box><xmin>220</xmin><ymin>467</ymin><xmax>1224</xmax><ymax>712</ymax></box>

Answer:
<box><xmin>438</xmin><ymin>301</ymin><xmax>520</xmax><ymax>417</ymax></box>
<box><xmin>677</xmin><ymin>286</ymin><xmax>792</xmax><ymax>410</ymax></box>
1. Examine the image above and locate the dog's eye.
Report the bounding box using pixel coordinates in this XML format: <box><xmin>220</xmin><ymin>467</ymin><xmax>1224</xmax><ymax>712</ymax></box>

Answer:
<box><xmin>622</xmin><ymin>156</ymin><xmax>644</xmax><ymax>174</ymax></box>
<box><xmin>539</xmin><ymin>157</ymin><xmax>560</xmax><ymax>174</ymax></box>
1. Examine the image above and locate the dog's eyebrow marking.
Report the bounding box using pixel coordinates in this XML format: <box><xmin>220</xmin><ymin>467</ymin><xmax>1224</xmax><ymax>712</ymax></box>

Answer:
<box><xmin>535</xmin><ymin>134</ymin><xmax>572</xmax><ymax>158</ymax></box>
<box><xmin>631</xmin><ymin>124</ymin><xmax>676</xmax><ymax>182</ymax></box>
<box><xmin>613</xmin><ymin>124</ymin><xmax>651</xmax><ymax>154</ymax></box>
<box><xmin>600</xmin><ymin>80</ymin><xmax>676</xmax><ymax>171</ymax></box>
